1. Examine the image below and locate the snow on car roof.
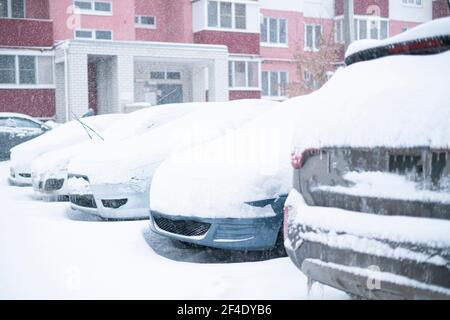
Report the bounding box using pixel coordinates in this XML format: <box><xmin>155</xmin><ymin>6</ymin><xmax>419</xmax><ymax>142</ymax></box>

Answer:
<box><xmin>30</xmin><ymin>102</ymin><xmax>204</xmax><ymax>177</ymax></box>
<box><xmin>67</xmin><ymin>99</ymin><xmax>278</xmax><ymax>186</ymax></box>
<box><xmin>345</xmin><ymin>17</ymin><xmax>450</xmax><ymax>58</ymax></box>
<box><xmin>292</xmin><ymin>50</ymin><xmax>450</xmax><ymax>153</ymax></box>
<box><xmin>149</xmin><ymin>100</ymin><xmax>307</xmax><ymax>219</ymax></box>
<box><xmin>10</xmin><ymin>114</ymin><xmax>124</xmax><ymax>168</ymax></box>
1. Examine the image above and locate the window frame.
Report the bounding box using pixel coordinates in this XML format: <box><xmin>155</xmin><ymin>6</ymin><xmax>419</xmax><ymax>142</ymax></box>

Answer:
<box><xmin>353</xmin><ymin>15</ymin><xmax>389</xmax><ymax>41</ymax></box>
<box><xmin>261</xmin><ymin>16</ymin><xmax>288</xmax><ymax>47</ymax></box>
<box><xmin>228</xmin><ymin>59</ymin><xmax>260</xmax><ymax>91</ymax></box>
<box><xmin>135</xmin><ymin>15</ymin><xmax>157</xmax><ymax>29</ymax></box>
<box><xmin>261</xmin><ymin>70</ymin><xmax>288</xmax><ymax>98</ymax></box>
<box><xmin>402</xmin><ymin>0</ymin><xmax>423</xmax><ymax>8</ymax></box>
<box><xmin>304</xmin><ymin>23</ymin><xmax>322</xmax><ymax>51</ymax></box>
<box><xmin>74</xmin><ymin>29</ymin><xmax>113</xmax><ymax>41</ymax></box>
<box><xmin>0</xmin><ymin>0</ymin><xmax>25</xmax><ymax>19</ymax></box>
<box><xmin>207</xmin><ymin>1</ymin><xmax>248</xmax><ymax>31</ymax></box>
<box><xmin>0</xmin><ymin>53</ymin><xmax>54</xmax><ymax>89</ymax></box>
<box><xmin>73</xmin><ymin>0</ymin><xmax>113</xmax><ymax>16</ymax></box>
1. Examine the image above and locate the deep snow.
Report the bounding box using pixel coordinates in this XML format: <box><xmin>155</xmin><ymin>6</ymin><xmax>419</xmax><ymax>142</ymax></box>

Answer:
<box><xmin>0</xmin><ymin>161</ymin><xmax>347</xmax><ymax>299</ymax></box>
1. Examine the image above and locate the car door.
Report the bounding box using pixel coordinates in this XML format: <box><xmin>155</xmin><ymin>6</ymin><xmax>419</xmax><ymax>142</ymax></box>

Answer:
<box><xmin>0</xmin><ymin>117</ymin><xmax>14</xmax><ymax>160</ymax></box>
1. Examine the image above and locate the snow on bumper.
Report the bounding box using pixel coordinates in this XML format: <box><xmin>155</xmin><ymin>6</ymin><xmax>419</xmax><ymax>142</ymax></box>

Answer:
<box><xmin>68</xmin><ymin>174</ymin><xmax>149</xmax><ymax>219</ymax></box>
<box><xmin>284</xmin><ymin>189</ymin><xmax>450</xmax><ymax>299</ymax></box>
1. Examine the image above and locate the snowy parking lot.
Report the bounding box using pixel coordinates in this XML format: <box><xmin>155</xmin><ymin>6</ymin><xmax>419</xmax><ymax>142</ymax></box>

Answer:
<box><xmin>0</xmin><ymin>161</ymin><xmax>347</xmax><ymax>299</ymax></box>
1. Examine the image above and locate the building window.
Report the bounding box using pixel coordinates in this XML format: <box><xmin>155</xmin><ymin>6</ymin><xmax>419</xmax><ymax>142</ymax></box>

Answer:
<box><xmin>304</xmin><ymin>70</ymin><xmax>318</xmax><ymax>89</ymax></box>
<box><xmin>262</xmin><ymin>71</ymin><xmax>288</xmax><ymax>97</ymax></box>
<box><xmin>0</xmin><ymin>0</ymin><xmax>24</xmax><ymax>18</ymax></box>
<box><xmin>0</xmin><ymin>55</ymin><xmax>15</xmax><ymax>84</ymax></box>
<box><xmin>135</xmin><ymin>15</ymin><xmax>156</xmax><ymax>28</ymax></box>
<box><xmin>305</xmin><ymin>24</ymin><xmax>321</xmax><ymax>51</ymax></box>
<box><xmin>0</xmin><ymin>55</ymin><xmax>54</xmax><ymax>86</ymax></box>
<box><xmin>354</xmin><ymin>17</ymin><xmax>389</xmax><ymax>40</ymax></box>
<box><xmin>228</xmin><ymin>60</ymin><xmax>259</xmax><ymax>89</ymax></box>
<box><xmin>150</xmin><ymin>71</ymin><xmax>182</xmax><ymax>81</ymax></box>
<box><xmin>334</xmin><ymin>19</ymin><xmax>343</xmax><ymax>43</ymax></box>
<box><xmin>75</xmin><ymin>29</ymin><xmax>113</xmax><ymax>40</ymax></box>
<box><xmin>402</xmin><ymin>0</ymin><xmax>422</xmax><ymax>7</ymax></box>
<box><xmin>261</xmin><ymin>17</ymin><xmax>288</xmax><ymax>45</ymax></box>
<box><xmin>73</xmin><ymin>1</ymin><xmax>112</xmax><ymax>15</ymax></box>
<box><xmin>207</xmin><ymin>1</ymin><xmax>247</xmax><ymax>30</ymax></box>
<box><xmin>234</xmin><ymin>3</ymin><xmax>246</xmax><ymax>29</ymax></box>
<box><xmin>18</xmin><ymin>56</ymin><xmax>35</xmax><ymax>84</ymax></box>
<box><xmin>95</xmin><ymin>30</ymin><xmax>112</xmax><ymax>40</ymax></box>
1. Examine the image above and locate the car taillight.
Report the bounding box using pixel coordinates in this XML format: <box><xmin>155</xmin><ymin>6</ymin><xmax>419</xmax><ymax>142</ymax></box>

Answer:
<box><xmin>291</xmin><ymin>151</ymin><xmax>302</xmax><ymax>169</ymax></box>
<box><xmin>291</xmin><ymin>148</ymin><xmax>321</xmax><ymax>169</ymax></box>
<box><xmin>283</xmin><ymin>205</ymin><xmax>289</xmax><ymax>240</ymax></box>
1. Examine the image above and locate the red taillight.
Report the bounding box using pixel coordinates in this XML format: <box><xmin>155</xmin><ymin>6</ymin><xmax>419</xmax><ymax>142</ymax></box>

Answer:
<box><xmin>291</xmin><ymin>151</ymin><xmax>302</xmax><ymax>169</ymax></box>
<box><xmin>283</xmin><ymin>205</ymin><xmax>289</xmax><ymax>240</ymax></box>
<box><xmin>291</xmin><ymin>148</ymin><xmax>321</xmax><ymax>169</ymax></box>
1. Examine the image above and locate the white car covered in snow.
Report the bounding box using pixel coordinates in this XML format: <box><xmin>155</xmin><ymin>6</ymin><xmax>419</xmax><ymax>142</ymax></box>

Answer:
<box><xmin>9</xmin><ymin>114</ymin><xmax>123</xmax><ymax>186</ymax></box>
<box><xmin>67</xmin><ymin>100</ymin><xmax>277</xmax><ymax>220</ymax></box>
<box><xmin>30</xmin><ymin>103</ymin><xmax>202</xmax><ymax>200</ymax></box>
<box><xmin>148</xmin><ymin>98</ymin><xmax>308</xmax><ymax>251</ymax></box>
<box><xmin>285</xmin><ymin>19</ymin><xmax>450</xmax><ymax>299</ymax></box>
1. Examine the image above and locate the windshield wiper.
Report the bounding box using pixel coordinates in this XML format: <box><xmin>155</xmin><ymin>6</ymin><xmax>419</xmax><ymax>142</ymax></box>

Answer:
<box><xmin>72</xmin><ymin>112</ymin><xmax>104</xmax><ymax>141</ymax></box>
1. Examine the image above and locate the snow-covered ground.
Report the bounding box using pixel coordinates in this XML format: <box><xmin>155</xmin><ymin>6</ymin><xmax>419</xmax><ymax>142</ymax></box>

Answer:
<box><xmin>0</xmin><ymin>161</ymin><xmax>347</xmax><ymax>299</ymax></box>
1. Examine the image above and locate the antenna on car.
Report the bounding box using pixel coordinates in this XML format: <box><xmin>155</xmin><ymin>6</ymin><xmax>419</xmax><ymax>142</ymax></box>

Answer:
<box><xmin>71</xmin><ymin>112</ymin><xmax>105</xmax><ymax>141</ymax></box>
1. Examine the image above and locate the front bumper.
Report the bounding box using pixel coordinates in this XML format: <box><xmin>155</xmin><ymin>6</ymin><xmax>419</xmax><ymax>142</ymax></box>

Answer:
<box><xmin>150</xmin><ymin>210</ymin><xmax>283</xmax><ymax>250</ymax></box>
<box><xmin>69</xmin><ymin>184</ymin><xmax>149</xmax><ymax>220</ymax></box>
<box><xmin>9</xmin><ymin>166</ymin><xmax>32</xmax><ymax>186</ymax></box>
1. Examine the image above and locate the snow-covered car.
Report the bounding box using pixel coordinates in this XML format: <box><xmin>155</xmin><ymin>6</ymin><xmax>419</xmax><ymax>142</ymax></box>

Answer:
<box><xmin>67</xmin><ymin>100</ymin><xmax>277</xmax><ymax>220</ymax></box>
<box><xmin>345</xmin><ymin>17</ymin><xmax>450</xmax><ymax>66</ymax></box>
<box><xmin>9</xmin><ymin>114</ymin><xmax>123</xmax><ymax>186</ymax></box>
<box><xmin>0</xmin><ymin>113</ymin><xmax>50</xmax><ymax>162</ymax></box>
<box><xmin>31</xmin><ymin>103</ymin><xmax>202</xmax><ymax>200</ymax></box>
<box><xmin>284</xmin><ymin>28</ymin><xmax>450</xmax><ymax>298</ymax></box>
<box><xmin>148</xmin><ymin>98</ymin><xmax>309</xmax><ymax>251</ymax></box>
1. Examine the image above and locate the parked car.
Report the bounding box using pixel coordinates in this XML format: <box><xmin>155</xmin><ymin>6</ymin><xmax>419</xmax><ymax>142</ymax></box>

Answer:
<box><xmin>67</xmin><ymin>100</ymin><xmax>277</xmax><ymax>220</ymax></box>
<box><xmin>284</xmin><ymin>21</ymin><xmax>450</xmax><ymax>299</ymax></box>
<box><xmin>9</xmin><ymin>114</ymin><xmax>123</xmax><ymax>186</ymax></box>
<box><xmin>148</xmin><ymin>98</ymin><xmax>308</xmax><ymax>251</ymax></box>
<box><xmin>31</xmin><ymin>103</ymin><xmax>202</xmax><ymax>200</ymax></box>
<box><xmin>0</xmin><ymin>113</ymin><xmax>50</xmax><ymax>162</ymax></box>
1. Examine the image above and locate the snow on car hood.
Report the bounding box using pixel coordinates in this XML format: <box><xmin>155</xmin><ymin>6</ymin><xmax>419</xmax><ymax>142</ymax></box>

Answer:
<box><xmin>10</xmin><ymin>114</ymin><xmax>123</xmax><ymax>170</ymax></box>
<box><xmin>150</xmin><ymin>51</ymin><xmax>450</xmax><ymax>220</ymax></box>
<box><xmin>292</xmin><ymin>50</ymin><xmax>450</xmax><ymax>153</ymax></box>
<box><xmin>345</xmin><ymin>17</ymin><xmax>450</xmax><ymax>58</ymax></box>
<box><xmin>67</xmin><ymin>100</ymin><xmax>278</xmax><ymax>186</ymax></box>
<box><xmin>149</xmin><ymin>100</ymin><xmax>306</xmax><ymax>219</ymax></box>
<box><xmin>30</xmin><ymin>102</ymin><xmax>204</xmax><ymax>181</ymax></box>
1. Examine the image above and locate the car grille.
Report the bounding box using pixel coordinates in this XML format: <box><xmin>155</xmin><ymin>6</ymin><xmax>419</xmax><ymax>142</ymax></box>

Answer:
<box><xmin>153</xmin><ymin>215</ymin><xmax>210</xmax><ymax>237</ymax></box>
<box><xmin>70</xmin><ymin>194</ymin><xmax>97</xmax><ymax>208</ymax></box>
<box><xmin>44</xmin><ymin>178</ymin><xmax>64</xmax><ymax>191</ymax></box>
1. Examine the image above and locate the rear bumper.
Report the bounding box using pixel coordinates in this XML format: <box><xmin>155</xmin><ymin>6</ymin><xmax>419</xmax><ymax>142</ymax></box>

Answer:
<box><xmin>286</xmin><ymin>244</ymin><xmax>450</xmax><ymax>300</ymax></box>
<box><xmin>285</xmin><ymin>209</ymin><xmax>450</xmax><ymax>299</ymax></box>
<box><xmin>150</xmin><ymin>210</ymin><xmax>283</xmax><ymax>250</ymax></box>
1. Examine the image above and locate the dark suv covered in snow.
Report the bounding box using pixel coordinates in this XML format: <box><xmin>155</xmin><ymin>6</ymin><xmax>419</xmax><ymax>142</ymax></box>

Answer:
<box><xmin>284</xmin><ymin>18</ymin><xmax>450</xmax><ymax>300</ymax></box>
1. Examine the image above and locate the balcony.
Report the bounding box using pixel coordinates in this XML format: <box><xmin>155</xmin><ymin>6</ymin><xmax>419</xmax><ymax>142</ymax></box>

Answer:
<box><xmin>0</xmin><ymin>18</ymin><xmax>53</xmax><ymax>47</ymax></box>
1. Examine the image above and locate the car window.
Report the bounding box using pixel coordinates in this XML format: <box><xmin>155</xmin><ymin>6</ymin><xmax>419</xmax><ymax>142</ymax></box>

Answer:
<box><xmin>0</xmin><ymin>117</ymin><xmax>17</xmax><ymax>128</ymax></box>
<box><xmin>11</xmin><ymin>117</ymin><xmax>42</xmax><ymax>129</ymax></box>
